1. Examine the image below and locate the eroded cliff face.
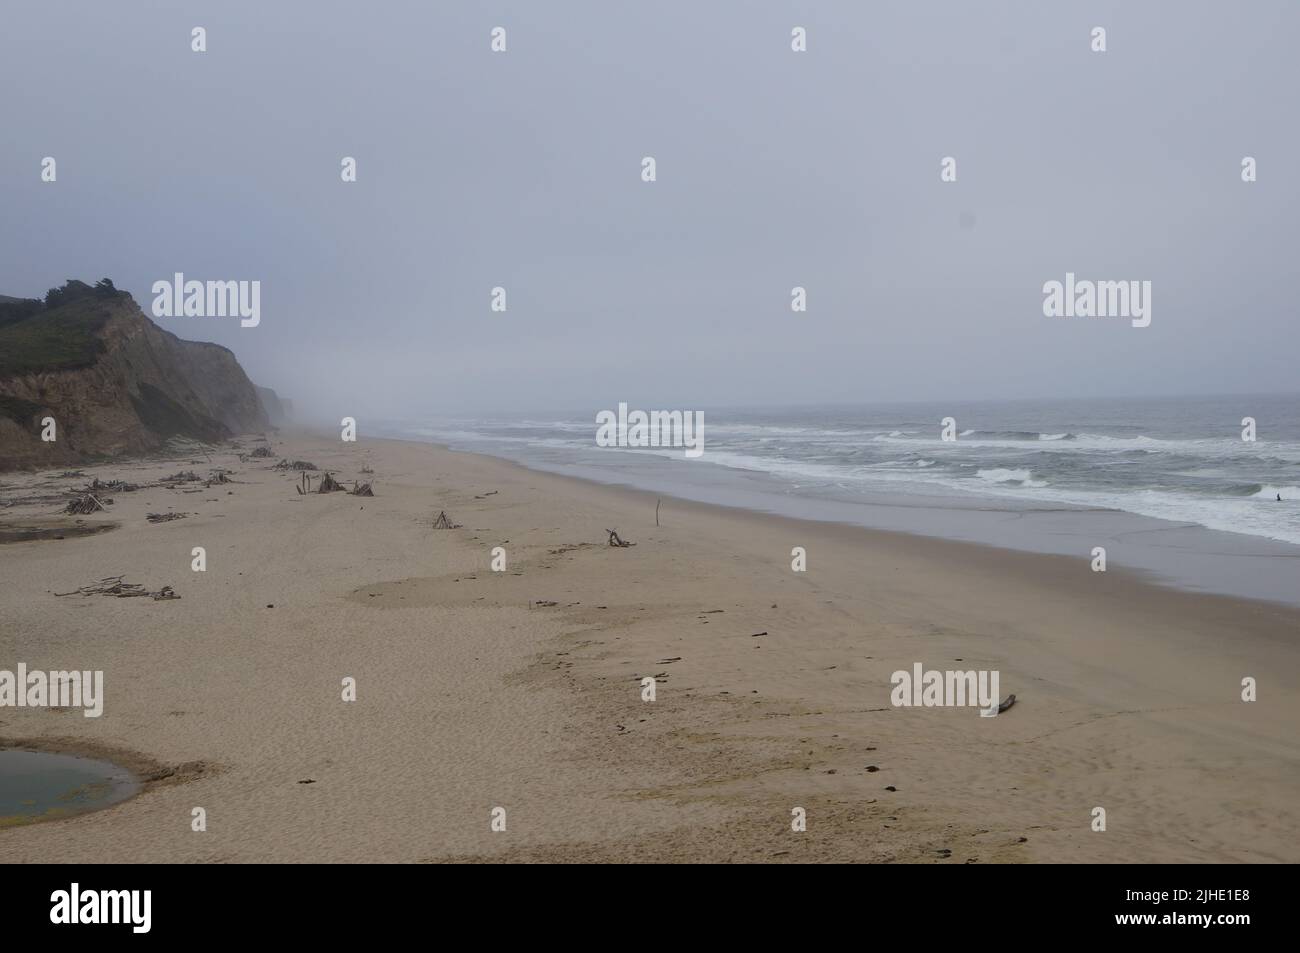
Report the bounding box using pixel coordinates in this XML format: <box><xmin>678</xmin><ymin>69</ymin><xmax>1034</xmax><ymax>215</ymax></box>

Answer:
<box><xmin>0</xmin><ymin>292</ymin><xmax>270</xmax><ymax>470</ymax></box>
<box><xmin>255</xmin><ymin>386</ymin><xmax>291</xmax><ymax>426</ymax></box>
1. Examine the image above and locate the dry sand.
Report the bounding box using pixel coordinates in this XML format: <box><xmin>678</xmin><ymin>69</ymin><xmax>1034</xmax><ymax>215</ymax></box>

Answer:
<box><xmin>1</xmin><ymin>433</ymin><xmax>1297</xmax><ymax>863</ymax></box>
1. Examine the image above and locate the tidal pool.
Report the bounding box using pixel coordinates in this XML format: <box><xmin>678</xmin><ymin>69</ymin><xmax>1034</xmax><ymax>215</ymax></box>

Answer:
<box><xmin>0</xmin><ymin>749</ymin><xmax>140</xmax><ymax>828</ymax></box>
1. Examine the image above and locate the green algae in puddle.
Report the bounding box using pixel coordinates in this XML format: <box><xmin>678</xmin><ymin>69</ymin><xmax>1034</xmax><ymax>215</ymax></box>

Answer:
<box><xmin>0</xmin><ymin>749</ymin><xmax>139</xmax><ymax>827</ymax></box>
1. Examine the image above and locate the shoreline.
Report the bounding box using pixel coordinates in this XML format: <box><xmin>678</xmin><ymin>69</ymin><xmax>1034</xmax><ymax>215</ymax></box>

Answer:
<box><xmin>1</xmin><ymin>431</ymin><xmax>1298</xmax><ymax>862</ymax></box>
<box><xmin>376</xmin><ymin>430</ymin><xmax>1300</xmax><ymax>610</ymax></box>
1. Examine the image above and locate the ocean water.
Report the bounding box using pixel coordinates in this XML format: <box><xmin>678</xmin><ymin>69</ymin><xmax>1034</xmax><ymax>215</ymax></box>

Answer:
<box><xmin>377</xmin><ymin>394</ymin><xmax>1300</xmax><ymax>605</ymax></box>
<box><xmin>385</xmin><ymin>395</ymin><xmax>1300</xmax><ymax>544</ymax></box>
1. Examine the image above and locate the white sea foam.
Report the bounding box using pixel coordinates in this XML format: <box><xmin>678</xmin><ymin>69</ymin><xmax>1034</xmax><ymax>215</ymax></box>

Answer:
<box><xmin>388</xmin><ymin>409</ymin><xmax>1300</xmax><ymax>547</ymax></box>
<box><xmin>1253</xmin><ymin>485</ymin><xmax>1300</xmax><ymax>500</ymax></box>
<box><xmin>976</xmin><ymin>468</ymin><xmax>1047</xmax><ymax>487</ymax></box>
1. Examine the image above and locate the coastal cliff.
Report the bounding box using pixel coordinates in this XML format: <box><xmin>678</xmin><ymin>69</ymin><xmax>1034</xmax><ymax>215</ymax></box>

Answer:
<box><xmin>0</xmin><ymin>280</ymin><xmax>271</xmax><ymax>470</ymax></box>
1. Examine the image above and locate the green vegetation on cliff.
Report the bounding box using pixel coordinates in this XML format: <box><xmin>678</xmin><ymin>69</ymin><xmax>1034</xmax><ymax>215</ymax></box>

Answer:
<box><xmin>0</xmin><ymin>280</ymin><xmax>126</xmax><ymax>378</ymax></box>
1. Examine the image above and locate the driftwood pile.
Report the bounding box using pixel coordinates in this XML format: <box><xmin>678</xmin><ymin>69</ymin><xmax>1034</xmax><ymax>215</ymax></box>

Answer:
<box><xmin>162</xmin><ymin>470</ymin><xmax>200</xmax><ymax>483</ymax></box>
<box><xmin>84</xmin><ymin>478</ymin><xmax>137</xmax><ymax>494</ymax></box>
<box><xmin>54</xmin><ymin>575</ymin><xmax>179</xmax><ymax>600</ymax></box>
<box><xmin>293</xmin><ymin>471</ymin><xmax>372</xmax><ymax>496</ymax></box>
<box><xmin>65</xmin><ymin>494</ymin><xmax>108</xmax><ymax>515</ymax></box>
<box><xmin>249</xmin><ymin>446</ymin><xmax>275</xmax><ymax>458</ymax></box>
<box><xmin>274</xmin><ymin>458</ymin><xmax>317</xmax><ymax>471</ymax></box>
<box><xmin>293</xmin><ymin>471</ymin><xmax>352</xmax><ymax>494</ymax></box>
<box><xmin>432</xmin><ymin>510</ymin><xmax>461</xmax><ymax>529</ymax></box>
<box><xmin>147</xmin><ymin>512</ymin><xmax>189</xmax><ymax>523</ymax></box>
<box><xmin>206</xmin><ymin>471</ymin><xmax>231</xmax><ymax>486</ymax></box>
<box><xmin>606</xmin><ymin>529</ymin><xmax>635</xmax><ymax>548</ymax></box>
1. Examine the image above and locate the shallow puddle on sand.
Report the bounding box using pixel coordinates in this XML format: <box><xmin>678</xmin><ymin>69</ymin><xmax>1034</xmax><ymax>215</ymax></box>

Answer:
<box><xmin>0</xmin><ymin>521</ymin><xmax>118</xmax><ymax>544</ymax></box>
<box><xmin>0</xmin><ymin>749</ymin><xmax>140</xmax><ymax>828</ymax></box>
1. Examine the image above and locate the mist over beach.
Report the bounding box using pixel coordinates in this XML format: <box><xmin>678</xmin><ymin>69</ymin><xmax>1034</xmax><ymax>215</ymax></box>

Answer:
<box><xmin>1</xmin><ymin>0</ymin><xmax>1299</xmax><ymax>898</ymax></box>
<box><xmin>3</xmin><ymin>1</ymin><xmax>1297</xmax><ymax>417</ymax></box>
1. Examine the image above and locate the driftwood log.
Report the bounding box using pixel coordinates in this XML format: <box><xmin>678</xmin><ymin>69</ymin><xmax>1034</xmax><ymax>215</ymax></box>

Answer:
<box><xmin>606</xmin><ymin>529</ymin><xmax>635</xmax><ymax>548</ymax></box>
<box><xmin>147</xmin><ymin>512</ymin><xmax>189</xmax><ymax>523</ymax></box>
<box><xmin>85</xmin><ymin>478</ymin><xmax>137</xmax><ymax>493</ymax></box>
<box><xmin>53</xmin><ymin>575</ymin><xmax>179</xmax><ymax>600</ymax></box>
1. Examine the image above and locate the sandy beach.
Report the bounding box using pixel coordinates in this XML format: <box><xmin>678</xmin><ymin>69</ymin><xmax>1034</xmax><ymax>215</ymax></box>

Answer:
<box><xmin>1</xmin><ymin>432</ymin><xmax>1298</xmax><ymax>863</ymax></box>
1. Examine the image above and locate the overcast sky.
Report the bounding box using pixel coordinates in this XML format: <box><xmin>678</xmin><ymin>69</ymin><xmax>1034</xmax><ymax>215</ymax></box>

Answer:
<box><xmin>2</xmin><ymin>0</ymin><xmax>1296</xmax><ymax>419</ymax></box>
